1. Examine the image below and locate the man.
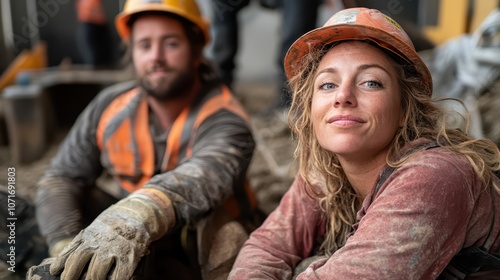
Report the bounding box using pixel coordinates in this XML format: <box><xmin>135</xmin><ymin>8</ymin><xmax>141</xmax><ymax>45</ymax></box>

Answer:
<box><xmin>33</xmin><ymin>0</ymin><xmax>261</xmax><ymax>279</ymax></box>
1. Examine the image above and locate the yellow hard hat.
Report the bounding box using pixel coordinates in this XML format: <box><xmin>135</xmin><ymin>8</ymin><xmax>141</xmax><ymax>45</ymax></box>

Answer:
<box><xmin>284</xmin><ymin>8</ymin><xmax>432</xmax><ymax>95</ymax></box>
<box><xmin>115</xmin><ymin>0</ymin><xmax>210</xmax><ymax>46</ymax></box>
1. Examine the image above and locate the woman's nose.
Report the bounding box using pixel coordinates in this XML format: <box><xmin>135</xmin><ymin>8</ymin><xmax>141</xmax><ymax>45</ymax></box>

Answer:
<box><xmin>334</xmin><ymin>83</ymin><xmax>357</xmax><ymax>107</ymax></box>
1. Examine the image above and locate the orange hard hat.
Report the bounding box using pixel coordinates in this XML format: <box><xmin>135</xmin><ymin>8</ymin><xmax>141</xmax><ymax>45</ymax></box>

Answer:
<box><xmin>284</xmin><ymin>7</ymin><xmax>433</xmax><ymax>94</ymax></box>
<box><xmin>115</xmin><ymin>0</ymin><xmax>210</xmax><ymax>46</ymax></box>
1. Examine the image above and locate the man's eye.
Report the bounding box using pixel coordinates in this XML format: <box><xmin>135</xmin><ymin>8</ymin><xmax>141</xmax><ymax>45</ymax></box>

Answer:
<box><xmin>137</xmin><ymin>43</ymin><xmax>150</xmax><ymax>50</ymax></box>
<box><xmin>165</xmin><ymin>41</ymin><xmax>179</xmax><ymax>48</ymax></box>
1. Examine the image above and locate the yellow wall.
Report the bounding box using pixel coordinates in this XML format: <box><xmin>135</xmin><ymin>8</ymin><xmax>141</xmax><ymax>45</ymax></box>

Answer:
<box><xmin>423</xmin><ymin>0</ymin><xmax>469</xmax><ymax>44</ymax></box>
<box><xmin>423</xmin><ymin>0</ymin><xmax>498</xmax><ymax>44</ymax></box>
<box><xmin>470</xmin><ymin>0</ymin><xmax>498</xmax><ymax>32</ymax></box>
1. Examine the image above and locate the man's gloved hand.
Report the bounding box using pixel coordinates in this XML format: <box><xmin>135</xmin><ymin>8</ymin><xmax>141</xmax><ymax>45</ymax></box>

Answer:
<box><xmin>49</xmin><ymin>238</ymin><xmax>74</xmax><ymax>258</ymax></box>
<box><xmin>49</xmin><ymin>189</ymin><xmax>173</xmax><ymax>280</ymax></box>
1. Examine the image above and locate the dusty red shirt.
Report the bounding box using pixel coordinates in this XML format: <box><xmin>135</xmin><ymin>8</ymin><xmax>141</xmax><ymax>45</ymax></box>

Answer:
<box><xmin>229</xmin><ymin>139</ymin><xmax>500</xmax><ymax>279</ymax></box>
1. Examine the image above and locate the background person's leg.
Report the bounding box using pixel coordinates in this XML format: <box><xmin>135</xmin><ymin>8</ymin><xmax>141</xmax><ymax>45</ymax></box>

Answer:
<box><xmin>211</xmin><ymin>0</ymin><xmax>251</xmax><ymax>88</ymax></box>
<box><xmin>266</xmin><ymin>0</ymin><xmax>321</xmax><ymax>113</ymax></box>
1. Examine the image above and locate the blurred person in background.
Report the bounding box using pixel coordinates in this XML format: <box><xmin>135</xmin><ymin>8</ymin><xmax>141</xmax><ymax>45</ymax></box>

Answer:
<box><xmin>210</xmin><ymin>0</ymin><xmax>321</xmax><ymax>115</ymax></box>
<box><xmin>76</xmin><ymin>0</ymin><xmax>114</xmax><ymax>68</ymax></box>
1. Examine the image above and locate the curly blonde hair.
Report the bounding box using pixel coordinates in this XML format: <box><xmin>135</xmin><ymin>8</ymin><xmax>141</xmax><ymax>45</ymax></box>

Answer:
<box><xmin>287</xmin><ymin>42</ymin><xmax>500</xmax><ymax>256</ymax></box>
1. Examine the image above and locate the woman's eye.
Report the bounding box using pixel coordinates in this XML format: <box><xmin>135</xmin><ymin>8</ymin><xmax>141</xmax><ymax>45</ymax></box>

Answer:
<box><xmin>319</xmin><ymin>83</ymin><xmax>335</xmax><ymax>90</ymax></box>
<box><xmin>364</xmin><ymin>80</ymin><xmax>382</xmax><ymax>88</ymax></box>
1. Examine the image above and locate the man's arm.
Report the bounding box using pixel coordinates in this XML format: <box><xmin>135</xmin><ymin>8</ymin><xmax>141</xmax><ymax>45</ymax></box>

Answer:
<box><xmin>45</xmin><ymin>101</ymin><xmax>257</xmax><ymax>280</ymax></box>
<box><xmin>35</xmin><ymin>83</ymin><xmax>132</xmax><ymax>254</ymax></box>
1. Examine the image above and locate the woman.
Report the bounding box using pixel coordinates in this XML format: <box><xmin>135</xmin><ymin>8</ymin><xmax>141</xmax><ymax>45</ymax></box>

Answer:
<box><xmin>229</xmin><ymin>8</ymin><xmax>500</xmax><ymax>279</ymax></box>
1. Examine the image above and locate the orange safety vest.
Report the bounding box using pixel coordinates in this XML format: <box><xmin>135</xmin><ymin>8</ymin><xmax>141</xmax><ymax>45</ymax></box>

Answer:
<box><xmin>76</xmin><ymin>0</ymin><xmax>107</xmax><ymax>25</ymax></box>
<box><xmin>96</xmin><ymin>86</ymin><xmax>257</xmax><ymax>218</ymax></box>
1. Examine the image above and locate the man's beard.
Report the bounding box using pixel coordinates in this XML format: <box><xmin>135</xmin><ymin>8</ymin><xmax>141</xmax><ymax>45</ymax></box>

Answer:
<box><xmin>138</xmin><ymin>63</ymin><xmax>197</xmax><ymax>101</ymax></box>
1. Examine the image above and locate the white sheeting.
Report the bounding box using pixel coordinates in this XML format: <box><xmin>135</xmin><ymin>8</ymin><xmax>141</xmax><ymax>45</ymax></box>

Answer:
<box><xmin>420</xmin><ymin>8</ymin><xmax>500</xmax><ymax>138</ymax></box>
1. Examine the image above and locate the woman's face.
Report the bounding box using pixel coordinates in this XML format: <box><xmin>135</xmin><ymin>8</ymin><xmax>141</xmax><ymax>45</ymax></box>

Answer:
<box><xmin>312</xmin><ymin>41</ymin><xmax>403</xmax><ymax>162</ymax></box>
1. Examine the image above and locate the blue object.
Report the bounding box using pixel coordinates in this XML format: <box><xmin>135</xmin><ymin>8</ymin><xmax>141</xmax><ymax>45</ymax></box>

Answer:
<box><xmin>16</xmin><ymin>72</ymin><xmax>32</xmax><ymax>86</ymax></box>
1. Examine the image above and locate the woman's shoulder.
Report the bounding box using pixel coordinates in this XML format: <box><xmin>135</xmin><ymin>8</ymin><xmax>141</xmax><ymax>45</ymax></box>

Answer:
<box><xmin>383</xmin><ymin>140</ymin><xmax>481</xmax><ymax>201</ymax></box>
<box><xmin>399</xmin><ymin>138</ymin><xmax>474</xmax><ymax>178</ymax></box>
<box><xmin>406</xmin><ymin>144</ymin><xmax>472</xmax><ymax>176</ymax></box>
<box><xmin>373</xmin><ymin>139</ymin><xmax>479</xmax><ymax>199</ymax></box>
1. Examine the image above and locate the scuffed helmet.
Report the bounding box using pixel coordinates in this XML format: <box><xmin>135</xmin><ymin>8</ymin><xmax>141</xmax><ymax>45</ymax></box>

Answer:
<box><xmin>284</xmin><ymin>7</ymin><xmax>433</xmax><ymax>95</ymax></box>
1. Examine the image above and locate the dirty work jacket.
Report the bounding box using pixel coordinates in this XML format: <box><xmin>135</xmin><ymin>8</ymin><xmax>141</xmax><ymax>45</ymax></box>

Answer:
<box><xmin>229</xmin><ymin>138</ymin><xmax>500</xmax><ymax>279</ymax></box>
<box><xmin>35</xmin><ymin>80</ymin><xmax>256</xmax><ymax>248</ymax></box>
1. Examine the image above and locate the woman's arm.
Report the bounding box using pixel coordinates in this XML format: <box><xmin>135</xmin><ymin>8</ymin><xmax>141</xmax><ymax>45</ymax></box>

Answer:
<box><xmin>229</xmin><ymin>176</ymin><xmax>325</xmax><ymax>279</ymax></box>
<box><xmin>295</xmin><ymin>150</ymin><xmax>477</xmax><ymax>279</ymax></box>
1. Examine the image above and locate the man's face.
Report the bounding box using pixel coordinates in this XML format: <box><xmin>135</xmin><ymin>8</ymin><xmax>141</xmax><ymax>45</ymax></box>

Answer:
<box><xmin>131</xmin><ymin>15</ymin><xmax>198</xmax><ymax>100</ymax></box>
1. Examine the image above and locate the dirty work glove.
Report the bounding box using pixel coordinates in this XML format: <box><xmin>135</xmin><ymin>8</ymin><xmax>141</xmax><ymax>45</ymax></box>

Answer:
<box><xmin>49</xmin><ymin>188</ymin><xmax>173</xmax><ymax>280</ymax></box>
<box><xmin>49</xmin><ymin>237</ymin><xmax>74</xmax><ymax>257</ymax></box>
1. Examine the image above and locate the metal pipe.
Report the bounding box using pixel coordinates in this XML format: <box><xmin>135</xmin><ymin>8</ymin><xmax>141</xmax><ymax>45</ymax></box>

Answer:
<box><xmin>1</xmin><ymin>0</ymin><xmax>14</xmax><ymax>59</ymax></box>
<box><xmin>26</xmin><ymin>0</ymin><xmax>39</xmax><ymax>46</ymax></box>
<box><xmin>417</xmin><ymin>0</ymin><xmax>427</xmax><ymax>30</ymax></box>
